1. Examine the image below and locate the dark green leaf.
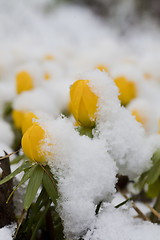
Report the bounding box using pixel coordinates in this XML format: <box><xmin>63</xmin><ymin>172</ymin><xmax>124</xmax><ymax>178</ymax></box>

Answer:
<box><xmin>42</xmin><ymin>170</ymin><xmax>58</xmax><ymax>206</ymax></box>
<box><xmin>10</xmin><ymin>154</ymin><xmax>26</xmax><ymax>165</ymax></box>
<box><xmin>24</xmin><ymin>165</ymin><xmax>44</xmax><ymax>210</ymax></box>
<box><xmin>6</xmin><ymin>166</ymin><xmax>36</xmax><ymax>203</ymax></box>
<box><xmin>115</xmin><ymin>197</ymin><xmax>133</xmax><ymax>208</ymax></box>
<box><xmin>152</xmin><ymin>149</ymin><xmax>160</xmax><ymax>165</ymax></box>
<box><xmin>147</xmin><ymin>178</ymin><xmax>160</xmax><ymax>199</ymax></box>
<box><xmin>76</xmin><ymin>126</ymin><xmax>93</xmax><ymax>138</ymax></box>
<box><xmin>135</xmin><ymin>171</ymin><xmax>148</xmax><ymax>190</ymax></box>
<box><xmin>25</xmin><ymin>188</ymin><xmax>49</xmax><ymax>234</ymax></box>
<box><xmin>147</xmin><ymin>161</ymin><xmax>160</xmax><ymax>185</ymax></box>
<box><xmin>0</xmin><ymin>161</ymin><xmax>32</xmax><ymax>185</ymax></box>
<box><xmin>30</xmin><ymin>202</ymin><xmax>50</xmax><ymax>240</ymax></box>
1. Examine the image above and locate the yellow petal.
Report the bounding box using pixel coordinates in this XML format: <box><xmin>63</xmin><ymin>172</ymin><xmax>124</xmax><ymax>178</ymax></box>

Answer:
<box><xmin>44</xmin><ymin>55</ymin><xmax>54</xmax><ymax>60</ymax></box>
<box><xmin>96</xmin><ymin>64</ymin><xmax>109</xmax><ymax>73</ymax></box>
<box><xmin>16</xmin><ymin>71</ymin><xmax>34</xmax><ymax>94</ymax></box>
<box><xmin>22</xmin><ymin>112</ymin><xmax>38</xmax><ymax>135</ymax></box>
<box><xmin>12</xmin><ymin>110</ymin><xmax>24</xmax><ymax>130</ymax></box>
<box><xmin>70</xmin><ymin>80</ymin><xmax>84</xmax><ymax>120</ymax></box>
<box><xmin>22</xmin><ymin>123</ymin><xmax>46</xmax><ymax>163</ymax></box>
<box><xmin>70</xmin><ymin>79</ymin><xmax>98</xmax><ymax>128</ymax></box>
<box><xmin>44</xmin><ymin>72</ymin><xmax>50</xmax><ymax>80</ymax></box>
<box><xmin>114</xmin><ymin>76</ymin><xmax>137</xmax><ymax>106</ymax></box>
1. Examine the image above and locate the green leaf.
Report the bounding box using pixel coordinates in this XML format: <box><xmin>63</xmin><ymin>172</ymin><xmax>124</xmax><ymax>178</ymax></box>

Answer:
<box><xmin>115</xmin><ymin>197</ymin><xmax>134</xmax><ymax>208</ymax></box>
<box><xmin>135</xmin><ymin>171</ymin><xmax>148</xmax><ymax>190</ymax></box>
<box><xmin>10</xmin><ymin>154</ymin><xmax>26</xmax><ymax>165</ymax></box>
<box><xmin>25</xmin><ymin>188</ymin><xmax>48</xmax><ymax>234</ymax></box>
<box><xmin>0</xmin><ymin>161</ymin><xmax>32</xmax><ymax>185</ymax></box>
<box><xmin>42</xmin><ymin>170</ymin><xmax>58</xmax><ymax>206</ymax></box>
<box><xmin>6</xmin><ymin>166</ymin><xmax>36</xmax><ymax>204</ymax></box>
<box><xmin>147</xmin><ymin>160</ymin><xmax>160</xmax><ymax>185</ymax></box>
<box><xmin>76</xmin><ymin>126</ymin><xmax>93</xmax><ymax>138</ymax></box>
<box><xmin>30</xmin><ymin>202</ymin><xmax>50</xmax><ymax>240</ymax></box>
<box><xmin>147</xmin><ymin>178</ymin><xmax>160</xmax><ymax>199</ymax></box>
<box><xmin>24</xmin><ymin>165</ymin><xmax>44</xmax><ymax>210</ymax></box>
<box><xmin>152</xmin><ymin>149</ymin><xmax>160</xmax><ymax>165</ymax></box>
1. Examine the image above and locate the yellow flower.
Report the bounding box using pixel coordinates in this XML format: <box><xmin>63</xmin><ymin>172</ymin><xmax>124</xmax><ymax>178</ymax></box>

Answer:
<box><xmin>22</xmin><ymin>122</ymin><xmax>47</xmax><ymax>163</ymax></box>
<box><xmin>158</xmin><ymin>119</ymin><xmax>160</xmax><ymax>134</ymax></box>
<box><xmin>132</xmin><ymin>109</ymin><xmax>147</xmax><ymax>127</ymax></box>
<box><xmin>22</xmin><ymin>112</ymin><xmax>38</xmax><ymax>134</ymax></box>
<box><xmin>70</xmin><ymin>80</ymin><xmax>98</xmax><ymax>127</ymax></box>
<box><xmin>44</xmin><ymin>72</ymin><xmax>50</xmax><ymax>80</ymax></box>
<box><xmin>16</xmin><ymin>71</ymin><xmax>34</xmax><ymax>94</ymax></box>
<box><xmin>114</xmin><ymin>76</ymin><xmax>137</xmax><ymax>106</ymax></box>
<box><xmin>12</xmin><ymin>110</ymin><xmax>24</xmax><ymax>130</ymax></box>
<box><xmin>44</xmin><ymin>54</ymin><xmax>54</xmax><ymax>60</ymax></box>
<box><xmin>96</xmin><ymin>64</ymin><xmax>109</xmax><ymax>73</ymax></box>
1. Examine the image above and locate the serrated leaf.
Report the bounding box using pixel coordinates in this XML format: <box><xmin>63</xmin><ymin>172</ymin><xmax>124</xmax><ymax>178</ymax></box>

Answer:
<box><xmin>6</xmin><ymin>166</ymin><xmax>36</xmax><ymax>204</ymax></box>
<box><xmin>0</xmin><ymin>161</ymin><xmax>32</xmax><ymax>185</ymax></box>
<box><xmin>43</xmin><ymin>170</ymin><xmax>58</xmax><ymax>206</ymax></box>
<box><xmin>24</xmin><ymin>165</ymin><xmax>44</xmax><ymax>210</ymax></box>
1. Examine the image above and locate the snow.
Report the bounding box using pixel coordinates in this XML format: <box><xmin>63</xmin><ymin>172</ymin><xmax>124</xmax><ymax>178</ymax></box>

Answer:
<box><xmin>0</xmin><ymin>120</ymin><xmax>14</xmax><ymax>147</ymax></box>
<box><xmin>0</xmin><ymin>0</ymin><xmax>160</xmax><ymax>239</ymax></box>
<box><xmin>84</xmin><ymin>204</ymin><xmax>160</xmax><ymax>240</ymax></box>
<box><xmin>40</xmin><ymin>117</ymin><xmax>117</xmax><ymax>237</ymax></box>
<box><xmin>0</xmin><ymin>224</ymin><xmax>16</xmax><ymax>240</ymax></box>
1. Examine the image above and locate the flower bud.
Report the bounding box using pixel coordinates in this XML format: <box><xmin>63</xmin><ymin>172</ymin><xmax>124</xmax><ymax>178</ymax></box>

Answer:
<box><xmin>70</xmin><ymin>80</ymin><xmax>98</xmax><ymax>127</ymax></box>
<box><xmin>114</xmin><ymin>76</ymin><xmax>137</xmax><ymax>106</ymax></box>
<box><xmin>16</xmin><ymin>71</ymin><xmax>34</xmax><ymax>94</ymax></box>
<box><xmin>12</xmin><ymin>110</ymin><xmax>24</xmax><ymax>130</ymax></box>
<box><xmin>22</xmin><ymin>122</ymin><xmax>47</xmax><ymax>163</ymax></box>
<box><xmin>131</xmin><ymin>109</ymin><xmax>146</xmax><ymax>127</ymax></box>
<box><xmin>22</xmin><ymin>112</ymin><xmax>38</xmax><ymax>134</ymax></box>
<box><xmin>96</xmin><ymin>64</ymin><xmax>109</xmax><ymax>73</ymax></box>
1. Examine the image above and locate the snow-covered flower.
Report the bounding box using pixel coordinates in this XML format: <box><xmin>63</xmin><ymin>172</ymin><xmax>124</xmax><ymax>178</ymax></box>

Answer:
<box><xmin>22</xmin><ymin>111</ymin><xmax>38</xmax><ymax>134</ymax></box>
<box><xmin>114</xmin><ymin>76</ymin><xmax>137</xmax><ymax>106</ymax></box>
<box><xmin>12</xmin><ymin>109</ymin><xmax>24</xmax><ymax>130</ymax></box>
<box><xmin>70</xmin><ymin>79</ymin><xmax>98</xmax><ymax>127</ymax></box>
<box><xmin>22</xmin><ymin>122</ymin><xmax>50</xmax><ymax>163</ymax></box>
<box><xmin>16</xmin><ymin>71</ymin><xmax>34</xmax><ymax>94</ymax></box>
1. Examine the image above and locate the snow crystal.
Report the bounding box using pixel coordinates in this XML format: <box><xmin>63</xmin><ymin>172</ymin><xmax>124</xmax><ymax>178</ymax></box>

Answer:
<box><xmin>84</xmin><ymin>204</ymin><xmax>160</xmax><ymax>240</ymax></box>
<box><xmin>40</xmin><ymin>117</ymin><xmax>117</xmax><ymax>238</ymax></box>
<box><xmin>13</xmin><ymin>87</ymin><xmax>59</xmax><ymax>117</ymax></box>
<box><xmin>0</xmin><ymin>224</ymin><xmax>16</xmax><ymax>240</ymax></box>
<box><xmin>0</xmin><ymin>119</ymin><xmax>14</xmax><ymax>147</ymax></box>
<box><xmin>77</xmin><ymin>70</ymin><xmax>153</xmax><ymax>179</ymax></box>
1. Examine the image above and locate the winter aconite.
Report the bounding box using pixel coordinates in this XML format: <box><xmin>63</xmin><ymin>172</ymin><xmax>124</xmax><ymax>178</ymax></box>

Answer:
<box><xmin>114</xmin><ymin>76</ymin><xmax>137</xmax><ymax>106</ymax></box>
<box><xmin>22</xmin><ymin>122</ymin><xmax>46</xmax><ymax>163</ymax></box>
<box><xmin>16</xmin><ymin>71</ymin><xmax>34</xmax><ymax>94</ymax></box>
<box><xmin>22</xmin><ymin>112</ymin><xmax>38</xmax><ymax>134</ymax></box>
<box><xmin>12</xmin><ymin>110</ymin><xmax>24</xmax><ymax>130</ymax></box>
<box><xmin>96</xmin><ymin>64</ymin><xmax>109</xmax><ymax>73</ymax></box>
<box><xmin>70</xmin><ymin>80</ymin><xmax>98</xmax><ymax>127</ymax></box>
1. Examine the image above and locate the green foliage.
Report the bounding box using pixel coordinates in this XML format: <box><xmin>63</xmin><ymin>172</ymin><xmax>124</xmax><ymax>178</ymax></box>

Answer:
<box><xmin>0</xmin><ymin>161</ymin><xmax>32</xmax><ymax>185</ymax></box>
<box><xmin>136</xmin><ymin>148</ymin><xmax>160</xmax><ymax>199</ymax></box>
<box><xmin>42</xmin><ymin>166</ymin><xmax>58</xmax><ymax>206</ymax></box>
<box><xmin>24</xmin><ymin>165</ymin><xmax>44</xmax><ymax>210</ymax></box>
<box><xmin>0</xmin><ymin>154</ymin><xmax>64</xmax><ymax>239</ymax></box>
<box><xmin>76</xmin><ymin>126</ymin><xmax>93</xmax><ymax>138</ymax></box>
